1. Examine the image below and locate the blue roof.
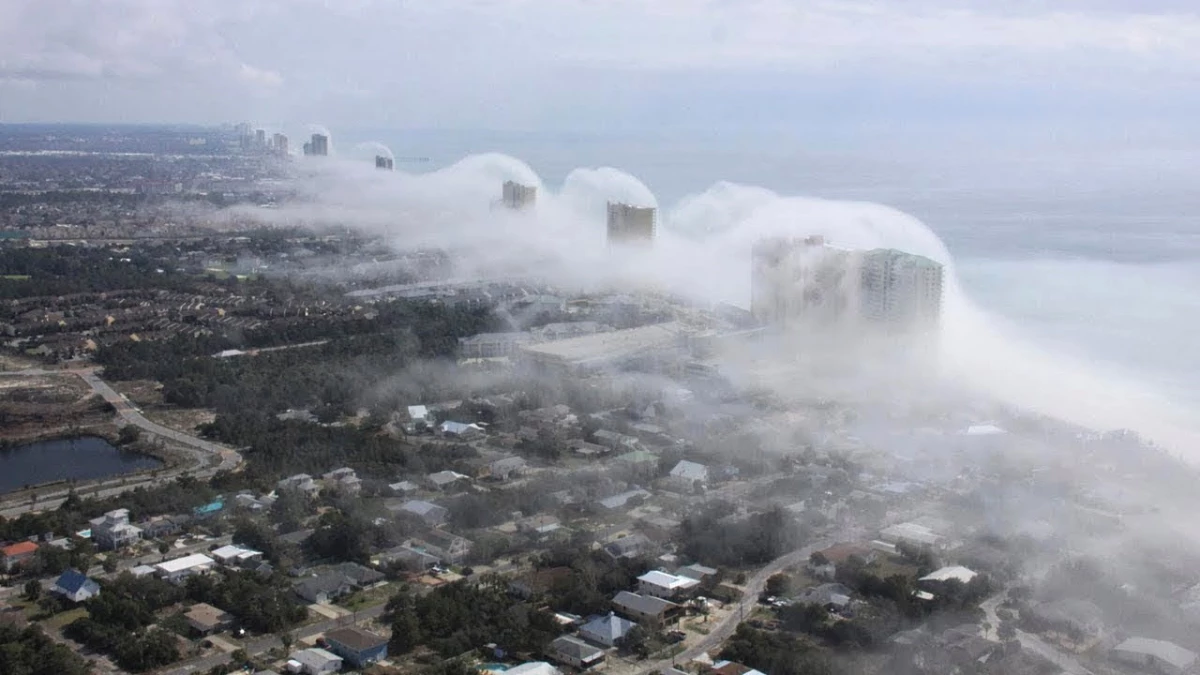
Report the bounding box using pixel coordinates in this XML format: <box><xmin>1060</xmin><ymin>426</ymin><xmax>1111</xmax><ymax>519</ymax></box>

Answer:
<box><xmin>55</xmin><ymin>569</ymin><xmax>97</xmax><ymax>594</ymax></box>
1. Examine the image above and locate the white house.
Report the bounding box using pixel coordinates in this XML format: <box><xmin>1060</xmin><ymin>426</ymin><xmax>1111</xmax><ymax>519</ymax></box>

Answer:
<box><xmin>90</xmin><ymin>508</ymin><xmax>143</xmax><ymax>550</ymax></box>
<box><xmin>51</xmin><ymin>569</ymin><xmax>100</xmax><ymax>603</ymax></box>
<box><xmin>637</xmin><ymin>570</ymin><xmax>701</xmax><ymax>599</ymax></box>
<box><xmin>155</xmin><ymin>553</ymin><xmax>216</xmax><ymax>584</ymax></box>
<box><xmin>918</xmin><ymin>566</ymin><xmax>978</xmax><ymax>585</ymax></box>
<box><xmin>506</xmin><ymin>662</ymin><xmax>562</xmax><ymax>675</ymax></box>
<box><xmin>666</xmin><ymin>460</ymin><xmax>709</xmax><ymax>492</ymax></box>
<box><xmin>287</xmin><ymin>647</ymin><xmax>343</xmax><ymax>675</ymax></box>
<box><xmin>212</xmin><ymin>544</ymin><xmax>263</xmax><ymax>566</ymax></box>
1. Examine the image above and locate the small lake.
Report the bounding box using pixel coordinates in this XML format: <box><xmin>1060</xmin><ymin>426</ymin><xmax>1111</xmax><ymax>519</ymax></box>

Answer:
<box><xmin>0</xmin><ymin>436</ymin><xmax>163</xmax><ymax>493</ymax></box>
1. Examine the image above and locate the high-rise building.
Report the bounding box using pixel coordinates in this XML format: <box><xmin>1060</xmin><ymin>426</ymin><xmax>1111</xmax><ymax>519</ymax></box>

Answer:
<box><xmin>859</xmin><ymin>249</ymin><xmax>943</xmax><ymax>330</ymax></box>
<box><xmin>310</xmin><ymin>134</ymin><xmax>329</xmax><ymax>157</ymax></box>
<box><xmin>751</xmin><ymin>236</ymin><xmax>862</xmax><ymax>330</ymax></box>
<box><xmin>751</xmin><ymin>236</ymin><xmax>943</xmax><ymax>333</ymax></box>
<box><xmin>606</xmin><ymin>202</ymin><xmax>655</xmax><ymax>245</ymax></box>
<box><xmin>375</xmin><ymin>156</ymin><xmax>394</xmax><ymax>170</ymax></box>
<box><xmin>255</xmin><ymin>129</ymin><xmax>266</xmax><ymax>147</ymax></box>
<box><xmin>502</xmin><ymin>181</ymin><xmax>537</xmax><ymax>209</ymax></box>
<box><xmin>273</xmin><ymin>133</ymin><xmax>288</xmax><ymax>157</ymax></box>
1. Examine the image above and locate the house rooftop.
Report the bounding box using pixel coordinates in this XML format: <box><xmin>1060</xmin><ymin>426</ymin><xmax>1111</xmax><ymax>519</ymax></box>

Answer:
<box><xmin>324</xmin><ymin>626</ymin><xmax>388</xmax><ymax>651</ymax></box>
<box><xmin>638</xmin><ymin>570</ymin><xmax>701</xmax><ymax>590</ymax></box>
<box><xmin>156</xmin><ymin>553</ymin><xmax>215</xmax><ymax>574</ymax></box>
<box><xmin>1</xmin><ymin>541</ymin><xmax>38</xmax><ymax>557</ymax></box>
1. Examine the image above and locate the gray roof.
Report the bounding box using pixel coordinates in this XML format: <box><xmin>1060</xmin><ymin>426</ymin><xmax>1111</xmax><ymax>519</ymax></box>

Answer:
<box><xmin>669</xmin><ymin>460</ymin><xmax>708</xmax><ymax>481</ymax></box>
<box><xmin>397</xmin><ymin>500</ymin><xmax>448</xmax><ymax>521</ymax></box>
<box><xmin>580</xmin><ymin>612</ymin><xmax>636</xmax><ymax>644</ymax></box>
<box><xmin>291</xmin><ymin>648</ymin><xmax>342</xmax><ymax>669</ymax></box>
<box><xmin>551</xmin><ymin>635</ymin><xmax>605</xmax><ymax>661</ymax></box>
<box><xmin>1114</xmin><ymin>637</ymin><xmax>1198</xmax><ymax>670</ymax></box>
<box><xmin>613</xmin><ymin>591</ymin><xmax>677</xmax><ymax>618</ymax></box>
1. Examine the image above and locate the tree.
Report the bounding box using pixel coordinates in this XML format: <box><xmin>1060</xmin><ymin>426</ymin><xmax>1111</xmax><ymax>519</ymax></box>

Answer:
<box><xmin>997</xmin><ymin>621</ymin><xmax>1017</xmax><ymax>642</ymax></box>
<box><xmin>158</xmin><ymin>541</ymin><xmax>170</xmax><ymax>555</ymax></box>
<box><xmin>117</xmin><ymin>425</ymin><xmax>142</xmax><ymax>446</ymax></box>
<box><xmin>23</xmin><ymin>579</ymin><xmax>41</xmax><ymax>601</ymax></box>
<box><xmin>765</xmin><ymin>573</ymin><xmax>792</xmax><ymax>598</ymax></box>
<box><xmin>102</xmin><ymin>556</ymin><xmax>119</xmax><ymax>574</ymax></box>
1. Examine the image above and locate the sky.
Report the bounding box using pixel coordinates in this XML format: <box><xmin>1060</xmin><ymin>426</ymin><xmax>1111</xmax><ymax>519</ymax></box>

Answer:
<box><xmin>2</xmin><ymin>0</ymin><xmax>1200</xmax><ymax>138</ymax></box>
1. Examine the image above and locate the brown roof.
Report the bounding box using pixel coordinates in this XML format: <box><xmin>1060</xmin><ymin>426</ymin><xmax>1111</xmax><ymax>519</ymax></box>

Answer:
<box><xmin>185</xmin><ymin>602</ymin><xmax>233</xmax><ymax>629</ymax></box>
<box><xmin>324</xmin><ymin>626</ymin><xmax>388</xmax><ymax>651</ymax></box>
<box><xmin>816</xmin><ymin>542</ymin><xmax>872</xmax><ymax>565</ymax></box>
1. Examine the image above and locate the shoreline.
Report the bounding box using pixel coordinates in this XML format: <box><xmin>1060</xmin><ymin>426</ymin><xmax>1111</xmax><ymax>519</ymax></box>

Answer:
<box><xmin>0</xmin><ymin>427</ymin><xmax>181</xmax><ymax>502</ymax></box>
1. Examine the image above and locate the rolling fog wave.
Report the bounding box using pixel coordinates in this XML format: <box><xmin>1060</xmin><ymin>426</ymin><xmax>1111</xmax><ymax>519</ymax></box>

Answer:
<box><xmin>264</xmin><ymin>151</ymin><xmax>1200</xmax><ymax>457</ymax></box>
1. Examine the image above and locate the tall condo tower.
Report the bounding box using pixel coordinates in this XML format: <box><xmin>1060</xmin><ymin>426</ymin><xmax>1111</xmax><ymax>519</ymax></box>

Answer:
<box><xmin>606</xmin><ymin>202</ymin><xmax>656</xmax><ymax>245</ymax></box>
<box><xmin>502</xmin><ymin>181</ymin><xmax>537</xmax><ymax>210</ymax></box>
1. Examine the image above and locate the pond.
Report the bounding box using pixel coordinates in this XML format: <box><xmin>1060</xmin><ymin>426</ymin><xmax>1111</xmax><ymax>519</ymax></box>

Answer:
<box><xmin>0</xmin><ymin>436</ymin><xmax>163</xmax><ymax>493</ymax></box>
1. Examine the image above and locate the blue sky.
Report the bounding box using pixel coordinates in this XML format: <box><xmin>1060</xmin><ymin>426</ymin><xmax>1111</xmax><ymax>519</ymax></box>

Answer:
<box><xmin>2</xmin><ymin>0</ymin><xmax>1199</xmax><ymax>141</ymax></box>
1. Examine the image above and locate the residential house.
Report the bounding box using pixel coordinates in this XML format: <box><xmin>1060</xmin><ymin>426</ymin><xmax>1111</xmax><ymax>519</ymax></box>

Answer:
<box><xmin>569</xmin><ymin>440</ymin><xmax>609</xmax><ymax>458</ymax></box>
<box><xmin>294</xmin><ymin>573</ymin><xmax>355</xmax><ymax>605</ymax></box>
<box><xmin>389</xmin><ymin>480</ymin><xmax>420</xmax><ymax>495</ymax></box>
<box><xmin>1</xmin><ymin>541</ymin><xmax>38</xmax><ymax>572</ymax></box>
<box><xmin>407</xmin><ymin>405</ymin><xmax>433</xmax><ymax>430</ymax></box>
<box><xmin>90</xmin><ymin>508</ymin><xmax>142</xmax><ymax>550</ymax></box>
<box><xmin>155</xmin><ymin>553</ymin><xmax>216</xmax><ymax>584</ymax></box>
<box><xmin>185</xmin><ymin>602</ymin><xmax>234</xmax><ymax>635</ymax></box>
<box><xmin>579</xmin><ymin>611</ymin><xmax>636</xmax><ymax>648</ymax></box>
<box><xmin>666</xmin><ymin>460</ymin><xmax>709</xmax><ymax>492</ymax></box>
<box><xmin>709</xmin><ymin>660</ymin><xmax>768</xmax><ymax>675</ymax></box>
<box><xmin>277</xmin><ymin>474</ymin><xmax>321</xmax><ymax>497</ymax></box>
<box><xmin>796</xmin><ymin>583</ymin><xmax>854</xmax><ymax>612</ymax></box>
<box><xmin>637</xmin><ymin>570</ymin><xmax>701</xmax><ymax>600</ymax></box>
<box><xmin>809</xmin><ymin>542</ymin><xmax>877</xmax><ymax>579</ymax></box>
<box><xmin>374</xmin><ymin>545</ymin><xmax>440</xmax><ymax>571</ymax></box>
<box><xmin>322</xmin><ymin>468</ymin><xmax>362</xmax><ymax>495</ymax></box>
<box><xmin>490</xmin><ymin>456</ymin><xmax>528</xmax><ymax>481</ymax></box>
<box><xmin>603</xmin><ymin>534</ymin><xmax>653</xmax><ymax>560</ymax></box>
<box><xmin>597</xmin><ymin>489</ymin><xmax>651</xmax><ymax>511</ymax></box>
<box><xmin>439</xmin><ymin>420</ymin><xmax>483</xmax><ymax>439</ymax></box>
<box><xmin>140</xmin><ymin>515</ymin><xmax>186</xmax><ymax>539</ymax></box>
<box><xmin>212</xmin><ymin>544</ymin><xmax>264</xmax><ymax>567</ymax></box>
<box><xmin>595</xmin><ymin>430</ymin><xmax>642</xmax><ymax>453</ymax></box>
<box><xmin>518</xmin><ymin>515</ymin><xmax>561</xmax><ymax>537</ymax></box>
<box><xmin>393</xmin><ymin>500</ymin><xmax>449</xmax><ymax>527</ymax></box>
<box><xmin>427</xmin><ymin>470</ymin><xmax>469</xmax><ymax>491</ymax></box>
<box><xmin>549</xmin><ymin>635</ymin><xmax>605</xmax><ymax>669</ymax></box>
<box><xmin>287</xmin><ymin>647</ymin><xmax>344</xmax><ymax>675</ymax></box>
<box><xmin>51</xmin><ymin>569</ymin><xmax>100</xmax><ymax>603</ymax></box>
<box><xmin>332</xmin><ymin>562</ymin><xmax>386</xmax><ymax>589</ymax></box>
<box><xmin>1025</xmin><ymin>599</ymin><xmax>1104</xmax><ymax>642</ymax></box>
<box><xmin>612</xmin><ymin>591</ymin><xmax>680</xmax><ymax>623</ymax></box>
<box><xmin>676</xmin><ymin>563</ymin><xmax>718</xmax><ymax>581</ymax></box>
<box><xmin>506</xmin><ymin>662</ymin><xmax>562</xmax><ymax>675</ymax></box>
<box><xmin>879</xmin><ymin>522</ymin><xmax>945</xmax><ymax>551</ymax></box>
<box><xmin>1112</xmin><ymin>637</ymin><xmax>1197</xmax><ymax>675</ymax></box>
<box><xmin>410</xmin><ymin>530</ymin><xmax>471</xmax><ymax>565</ymax></box>
<box><xmin>323</xmin><ymin>626</ymin><xmax>389</xmax><ymax>668</ymax></box>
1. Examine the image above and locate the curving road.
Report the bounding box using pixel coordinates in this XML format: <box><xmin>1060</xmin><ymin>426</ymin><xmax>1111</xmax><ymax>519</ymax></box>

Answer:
<box><xmin>0</xmin><ymin>367</ymin><xmax>242</xmax><ymax>517</ymax></box>
<box><xmin>634</xmin><ymin>533</ymin><xmax>848</xmax><ymax>675</ymax></box>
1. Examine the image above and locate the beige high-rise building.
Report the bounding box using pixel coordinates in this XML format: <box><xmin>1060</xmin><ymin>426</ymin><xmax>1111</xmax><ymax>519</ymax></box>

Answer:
<box><xmin>751</xmin><ymin>236</ymin><xmax>944</xmax><ymax>334</ymax></box>
<box><xmin>502</xmin><ymin>181</ymin><xmax>537</xmax><ymax>210</ymax></box>
<box><xmin>606</xmin><ymin>202</ymin><xmax>655</xmax><ymax>245</ymax></box>
<box><xmin>751</xmin><ymin>235</ymin><xmax>862</xmax><ymax>330</ymax></box>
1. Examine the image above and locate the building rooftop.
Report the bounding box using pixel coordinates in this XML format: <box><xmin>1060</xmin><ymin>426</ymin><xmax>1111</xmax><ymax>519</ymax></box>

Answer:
<box><xmin>1114</xmin><ymin>637</ymin><xmax>1198</xmax><ymax>671</ymax></box>
<box><xmin>1</xmin><ymin>541</ymin><xmax>38</xmax><ymax>557</ymax></box>
<box><xmin>638</xmin><ymin>570</ymin><xmax>701</xmax><ymax>591</ymax></box>
<box><xmin>324</xmin><ymin>626</ymin><xmax>388</xmax><ymax>652</ymax></box>
<box><xmin>521</xmin><ymin>322</ymin><xmax>684</xmax><ymax>367</ymax></box>
<box><xmin>156</xmin><ymin>553</ymin><xmax>216</xmax><ymax>574</ymax></box>
<box><xmin>613</xmin><ymin>591</ymin><xmax>678</xmax><ymax>617</ymax></box>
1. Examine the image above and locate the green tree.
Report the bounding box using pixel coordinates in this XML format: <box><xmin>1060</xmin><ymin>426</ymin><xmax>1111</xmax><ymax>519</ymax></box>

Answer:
<box><xmin>23</xmin><ymin>579</ymin><xmax>41</xmax><ymax>601</ymax></box>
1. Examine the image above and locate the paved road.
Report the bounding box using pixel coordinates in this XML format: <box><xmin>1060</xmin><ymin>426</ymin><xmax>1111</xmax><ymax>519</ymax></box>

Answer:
<box><xmin>0</xmin><ymin>368</ymin><xmax>242</xmax><ymax>517</ymax></box>
<box><xmin>980</xmin><ymin>594</ymin><xmax>1094</xmax><ymax>675</ymax></box>
<box><xmin>161</xmin><ymin>604</ymin><xmax>388</xmax><ymax>675</ymax></box>
<box><xmin>634</xmin><ymin>534</ymin><xmax>843</xmax><ymax>675</ymax></box>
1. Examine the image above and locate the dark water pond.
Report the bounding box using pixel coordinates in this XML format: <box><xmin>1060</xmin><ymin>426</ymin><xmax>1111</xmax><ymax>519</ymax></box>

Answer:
<box><xmin>0</xmin><ymin>436</ymin><xmax>162</xmax><ymax>493</ymax></box>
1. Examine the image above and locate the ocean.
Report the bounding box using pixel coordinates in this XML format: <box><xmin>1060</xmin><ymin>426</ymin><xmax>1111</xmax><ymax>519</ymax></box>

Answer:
<box><xmin>329</xmin><ymin>128</ymin><xmax>1200</xmax><ymax>451</ymax></box>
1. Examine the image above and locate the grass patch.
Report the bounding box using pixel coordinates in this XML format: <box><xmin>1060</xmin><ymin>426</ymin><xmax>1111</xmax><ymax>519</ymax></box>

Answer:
<box><xmin>341</xmin><ymin>583</ymin><xmax>395</xmax><ymax>611</ymax></box>
<box><xmin>1</xmin><ymin>275</ymin><xmax>31</xmax><ymax>280</ymax></box>
<box><xmin>42</xmin><ymin>606</ymin><xmax>88</xmax><ymax>630</ymax></box>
